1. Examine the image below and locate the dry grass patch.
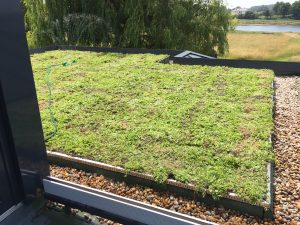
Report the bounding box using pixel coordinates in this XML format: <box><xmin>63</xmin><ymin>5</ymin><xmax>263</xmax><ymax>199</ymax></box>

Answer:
<box><xmin>225</xmin><ymin>32</ymin><xmax>300</xmax><ymax>61</ymax></box>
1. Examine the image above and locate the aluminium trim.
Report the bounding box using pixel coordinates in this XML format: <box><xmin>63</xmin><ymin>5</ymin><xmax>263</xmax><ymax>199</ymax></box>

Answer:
<box><xmin>0</xmin><ymin>202</ymin><xmax>23</xmax><ymax>223</ymax></box>
<box><xmin>43</xmin><ymin>177</ymin><xmax>218</xmax><ymax>225</ymax></box>
<box><xmin>174</xmin><ymin>51</ymin><xmax>215</xmax><ymax>59</ymax></box>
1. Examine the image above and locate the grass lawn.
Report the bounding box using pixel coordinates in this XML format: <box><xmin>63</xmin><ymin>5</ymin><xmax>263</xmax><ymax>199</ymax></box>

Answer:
<box><xmin>32</xmin><ymin>50</ymin><xmax>274</xmax><ymax>204</ymax></box>
<box><xmin>237</xmin><ymin>19</ymin><xmax>300</xmax><ymax>26</ymax></box>
<box><xmin>225</xmin><ymin>31</ymin><xmax>300</xmax><ymax>61</ymax></box>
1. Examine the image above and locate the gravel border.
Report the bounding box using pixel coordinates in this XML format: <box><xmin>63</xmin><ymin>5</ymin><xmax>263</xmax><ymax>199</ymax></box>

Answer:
<box><xmin>272</xmin><ymin>76</ymin><xmax>300</xmax><ymax>225</ymax></box>
<box><xmin>50</xmin><ymin>76</ymin><xmax>300</xmax><ymax>225</ymax></box>
<box><xmin>47</xmin><ymin>151</ymin><xmax>274</xmax><ymax>218</ymax></box>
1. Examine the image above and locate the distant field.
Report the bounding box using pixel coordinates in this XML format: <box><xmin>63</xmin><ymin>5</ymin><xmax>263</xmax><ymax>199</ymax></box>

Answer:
<box><xmin>238</xmin><ymin>19</ymin><xmax>300</xmax><ymax>26</ymax></box>
<box><xmin>225</xmin><ymin>31</ymin><xmax>300</xmax><ymax>61</ymax></box>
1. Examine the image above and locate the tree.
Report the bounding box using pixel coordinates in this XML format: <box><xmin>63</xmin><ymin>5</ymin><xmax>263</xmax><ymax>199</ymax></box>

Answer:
<box><xmin>263</xmin><ymin>9</ymin><xmax>272</xmax><ymax>19</ymax></box>
<box><xmin>273</xmin><ymin>2</ymin><xmax>281</xmax><ymax>15</ymax></box>
<box><xmin>281</xmin><ymin>2</ymin><xmax>291</xmax><ymax>17</ymax></box>
<box><xmin>243</xmin><ymin>11</ymin><xmax>257</xmax><ymax>19</ymax></box>
<box><xmin>292</xmin><ymin>0</ymin><xmax>300</xmax><ymax>19</ymax></box>
<box><xmin>273</xmin><ymin>2</ymin><xmax>291</xmax><ymax>18</ymax></box>
<box><xmin>23</xmin><ymin>0</ymin><xmax>233</xmax><ymax>56</ymax></box>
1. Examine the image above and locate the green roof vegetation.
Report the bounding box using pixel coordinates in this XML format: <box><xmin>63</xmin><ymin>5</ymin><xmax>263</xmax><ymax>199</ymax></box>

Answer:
<box><xmin>31</xmin><ymin>50</ymin><xmax>274</xmax><ymax>204</ymax></box>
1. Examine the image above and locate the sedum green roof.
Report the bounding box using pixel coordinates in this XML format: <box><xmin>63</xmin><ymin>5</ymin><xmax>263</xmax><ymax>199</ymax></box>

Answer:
<box><xmin>32</xmin><ymin>50</ymin><xmax>274</xmax><ymax>204</ymax></box>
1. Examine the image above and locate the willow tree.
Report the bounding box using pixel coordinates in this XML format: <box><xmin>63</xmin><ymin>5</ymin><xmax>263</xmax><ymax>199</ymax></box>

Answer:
<box><xmin>190</xmin><ymin>0</ymin><xmax>232</xmax><ymax>55</ymax></box>
<box><xmin>23</xmin><ymin>0</ymin><xmax>51</xmax><ymax>47</ymax></box>
<box><xmin>149</xmin><ymin>0</ymin><xmax>180</xmax><ymax>49</ymax></box>
<box><xmin>23</xmin><ymin>0</ymin><xmax>233</xmax><ymax>56</ymax></box>
<box><xmin>119</xmin><ymin>0</ymin><xmax>149</xmax><ymax>47</ymax></box>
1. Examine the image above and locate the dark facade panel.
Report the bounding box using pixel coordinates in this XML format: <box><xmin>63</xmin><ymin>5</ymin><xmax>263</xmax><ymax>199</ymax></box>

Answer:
<box><xmin>0</xmin><ymin>0</ymin><xmax>49</xmax><ymax>189</ymax></box>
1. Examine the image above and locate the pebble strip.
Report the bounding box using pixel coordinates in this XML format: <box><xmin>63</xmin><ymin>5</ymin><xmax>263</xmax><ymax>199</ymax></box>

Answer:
<box><xmin>50</xmin><ymin>76</ymin><xmax>300</xmax><ymax>225</ymax></box>
<box><xmin>272</xmin><ymin>76</ymin><xmax>300</xmax><ymax>225</ymax></box>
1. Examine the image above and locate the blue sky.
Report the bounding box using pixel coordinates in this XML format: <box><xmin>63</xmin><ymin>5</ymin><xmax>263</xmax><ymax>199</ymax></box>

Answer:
<box><xmin>225</xmin><ymin>0</ymin><xmax>296</xmax><ymax>8</ymax></box>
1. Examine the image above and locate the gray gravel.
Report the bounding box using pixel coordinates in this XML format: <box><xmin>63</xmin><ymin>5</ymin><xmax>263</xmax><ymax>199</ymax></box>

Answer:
<box><xmin>50</xmin><ymin>76</ymin><xmax>300</xmax><ymax>225</ymax></box>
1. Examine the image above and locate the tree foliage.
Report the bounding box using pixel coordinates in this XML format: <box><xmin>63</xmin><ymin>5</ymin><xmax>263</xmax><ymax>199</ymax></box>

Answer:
<box><xmin>263</xmin><ymin>9</ymin><xmax>272</xmax><ymax>19</ymax></box>
<box><xmin>235</xmin><ymin>1</ymin><xmax>300</xmax><ymax>20</ymax></box>
<box><xmin>292</xmin><ymin>0</ymin><xmax>300</xmax><ymax>19</ymax></box>
<box><xmin>273</xmin><ymin>2</ymin><xmax>291</xmax><ymax>18</ymax></box>
<box><xmin>23</xmin><ymin>0</ymin><xmax>233</xmax><ymax>56</ymax></box>
<box><xmin>243</xmin><ymin>11</ymin><xmax>257</xmax><ymax>19</ymax></box>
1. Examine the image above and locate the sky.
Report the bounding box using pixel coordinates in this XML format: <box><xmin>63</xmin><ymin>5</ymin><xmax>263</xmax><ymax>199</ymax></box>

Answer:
<box><xmin>225</xmin><ymin>0</ymin><xmax>296</xmax><ymax>8</ymax></box>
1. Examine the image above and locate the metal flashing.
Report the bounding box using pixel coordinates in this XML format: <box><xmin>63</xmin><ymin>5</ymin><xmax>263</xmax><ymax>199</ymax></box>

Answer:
<box><xmin>44</xmin><ymin>177</ymin><xmax>217</xmax><ymax>225</ymax></box>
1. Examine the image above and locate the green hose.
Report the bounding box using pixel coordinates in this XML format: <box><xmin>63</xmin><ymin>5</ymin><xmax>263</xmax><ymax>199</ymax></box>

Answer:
<box><xmin>44</xmin><ymin>59</ymin><xmax>77</xmax><ymax>142</ymax></box>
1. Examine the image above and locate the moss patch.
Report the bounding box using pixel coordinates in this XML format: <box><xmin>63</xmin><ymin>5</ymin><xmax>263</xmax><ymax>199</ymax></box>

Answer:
<box><xmin>32</xmin><ymin>50</ymin><xmax>274</xmax><ymax>204</ymax></box>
